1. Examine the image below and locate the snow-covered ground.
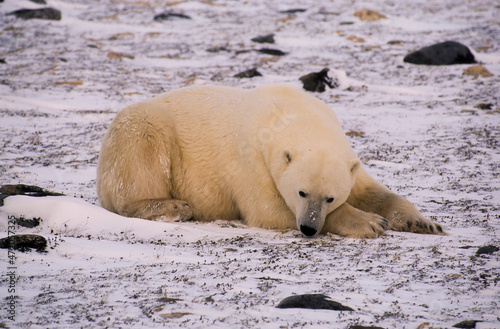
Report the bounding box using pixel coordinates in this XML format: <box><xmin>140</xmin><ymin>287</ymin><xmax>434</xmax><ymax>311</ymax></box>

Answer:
<box><xmin>1</xmin><ymin>0</ymin><xmax>499</xmax><ymax>328</ymax></box>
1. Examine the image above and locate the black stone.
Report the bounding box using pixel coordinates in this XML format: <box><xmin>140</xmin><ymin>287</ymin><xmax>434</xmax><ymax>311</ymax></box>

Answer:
<box><xmin>0</xmin><ymin>184</ymin><xmax>64</xmax><ymax>197</ymax></box>
<box><xmin>276</xmin><ymin>294</ymin><xmax>354</xmax><ymax>311</ymax></box>
<box><xmin>0</xmin><ymin>234</ymin><xmax>47</xmax><ymax>252</ymax></box>
<box><xmin>299</xmin><ymin>68</ymin><xmax>338</xmax><ymax>92</ymax></box>
<box><xmin>475</xmin><ymin>103</ymin><xmax>493</xmax><ymax>110</ymax></box>
<box><xmin>251</xmin><ymin>34</ymin><xmax>275</xmax><ymax>44</ymax></box>
<box><xmin>279</xmin><ymin>8</ymin><xmax>307</xmax><ymax>14</ymax></box>
<box><xmin>154</xmin><ymin>12</ymin><xmax>191</xmax><ymax>21</ymax></box>
<box><xmin>29</xmin><ymin>0</ymin><xmax>47</xmax><ymax>4</ymax></box>
<box><xmin>234</xmin><ymin>68</ymin><xmax>262</xmax><ymax>78</ymax></box>
<box><xmin>0</xmin><ymin>184</ymin><xmax>64</xmax><ymax>206</ymax></box>
<box><xmin>11</xmin><ymin>216</ymin><xmax>42</xmax><ymax>228</ymax></box>
<box><xmin>452</xmin><ymin>320</ymin><xmax>482</xmax><ymax>328</ymax></box>
<box><xmin>256</xmin><ymin>48</ymin><xmax>287</xmax><ymax>56</ymax></box>
<box><xmin>476</xmin><ymin>245</ymin><xmax>499</xmax><ymax>256</ymax></box>
<box><xmin>403</xmin><ymin>41</ymin><xmax>476</xmax><ymax>65</ymax></box>
<box><xmin>7</xmin><ymin>7</ymin><xmax>62</xmax><ymax>21</ymax></box>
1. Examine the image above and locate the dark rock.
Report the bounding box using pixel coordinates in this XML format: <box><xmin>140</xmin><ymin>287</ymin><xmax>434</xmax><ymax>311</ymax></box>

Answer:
<box><xmin>7</xmin><ymin>7</ymin><xmax>62</xmax><ymax>21</ymax></box>
<box><xmin>452</xmin><ymin>320</ymin><xmax>482</xmax><ymax>328</ymax></box>
<box><xmin>0</xmin><ymin>234</ymin><xmax>47</xmax><ymax>252</ymax></box>
<box><xmin>0</xmin><ymin>184</ymin><xmax>64</xmax><ymax>206</ymax></box>
<box><xmin>10</xmin><ymin>216</ymin><xmax>42</xmax><ymax>228</ymax></box>
<box><xmin>299</xmin><ymin>68</ymin><xmax>338</xmax><ymax>92</ymax></box>
<box><xmin>206</xmin><ymin>46</ymin><xmax>230</xmax><ymax>53</ymax></box>
<box><xmin>256</xmin><ymin>48</ymin><xmax>287</xmax><ymax>56</ymax></box>
<box><xmin>476</xmin><ymin>245</ymin><xmax>499</xmax><ymax>256</ymax></box>
<box><xmin>29</xmin><ymin>0</ymin><xmax>47</xmax><ymax>4</ymax></box>
<box><xmin>0</xmin><ymin>58</ymin><xmax>6</xmax><ymax>64</ymax></box>
<box><xmin>276</xmin><ymin>294</ymin><xmax>354</xmax><ymax>311</ymax></box>
<box><xmin>350</xmin><ymin>326</ymin><xmax>385</xmax><ymax>329</ymax></box>
<box><xmin>0</xmin><ymin>184</ymin><xmax>64</xmax><ymax>197</ymax></box>
<box><xmin>279</xmin><ymin>8</ymin><xmax>307</xmax><ymax>14</ymax></box>
<box><xmin>251</xmin><ymin>34</ymin><xmax>275</xmax><ymax>44</ymax></box>
<box><xmin>154</xmin><ymin>12</ymin><xmax>191</xmax><ymax>21</ymax></box>
<box><xmin>234</xmin><ymin>68</ymin><xmax>262</xmax><ymax>78</ymax></box>
<box><xmin>403</xmin><ymin>41</ymin><xmax>476</xmax><ymax>65</ymax></box>
<box><xmin>475</xmin><ymin>103</ymin><xmax>493</xmax><ymax>110</ymax></box>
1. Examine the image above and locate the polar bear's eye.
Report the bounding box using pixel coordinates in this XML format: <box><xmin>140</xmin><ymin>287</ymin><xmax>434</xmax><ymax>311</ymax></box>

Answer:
<box><xmin>299</xmin><ymin>191</ymin><xmax>308</xmax><ymax>198</ymax></box>
<box><xmin>326</xmin><ymin>197</ymin><xmax>334</xmax><ymax>203</ymax></box>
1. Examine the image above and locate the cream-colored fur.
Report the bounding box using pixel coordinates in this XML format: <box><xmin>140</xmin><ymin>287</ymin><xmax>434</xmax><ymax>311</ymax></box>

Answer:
<box><xmin>97</xmin><ymin>84</ymin><xmax>444</xmax><ymax>238</ymax></box>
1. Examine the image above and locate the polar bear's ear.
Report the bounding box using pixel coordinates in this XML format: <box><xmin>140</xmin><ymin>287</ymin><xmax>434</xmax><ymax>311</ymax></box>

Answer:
<box><xmin>349</xmin><ymin>159</ymin><xmax>361</xmax><ymax>177</ymax></box>
<box><xmin>283</xmin><ymin>150</ymin><xmax>293</xmax><ymax>165</ymax></box>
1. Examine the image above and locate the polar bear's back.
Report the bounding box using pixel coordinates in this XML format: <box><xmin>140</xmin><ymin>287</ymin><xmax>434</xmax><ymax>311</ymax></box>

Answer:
<box><xmin>151</xmin><ymin>84</ymin><xmax>344</xmax><ymax>143</ymax></box>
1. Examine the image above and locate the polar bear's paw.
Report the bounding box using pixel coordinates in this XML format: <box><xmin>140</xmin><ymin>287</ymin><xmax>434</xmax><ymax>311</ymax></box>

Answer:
<box><xmin>156</xmin><ymin>200</ymin><xmax>194</xmax><ymax>222</ymax></box>
<box><xmin>124</xmin><ymin>199</ymin><xmax>194</xmax><ymax>222</ymax></box>
<box><xmin>341</xmin><ymin>212</ymin><xmax>389</xmax><ymax>239</ymax></box>
<box><xmin>382</xmin><ymin>195</ymin><xmax>446</xmax><ymax>235</ymax></box>
<box><xmin>323</xmin><ymin>203</ymin><xmax>389</xmax><ymax>239</ymax></box>
<box><xmin>389</xmin><ymin>213</ymin><xmax>445</xmax><ymax>235</ymax></box>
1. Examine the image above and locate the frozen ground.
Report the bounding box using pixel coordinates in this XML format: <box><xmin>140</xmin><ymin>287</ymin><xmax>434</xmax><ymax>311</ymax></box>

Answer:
<box><xmin>0</xmin><ymin>0</ymin><xmax>499</xmax><ymax>328</ymax></box>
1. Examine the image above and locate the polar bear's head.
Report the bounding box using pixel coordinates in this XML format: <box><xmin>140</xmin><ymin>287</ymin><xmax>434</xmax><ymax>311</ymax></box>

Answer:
<box><xmin>273</xmin><ymin>148</ymin><xmax>360</xmax><ymax>237</ymax></box>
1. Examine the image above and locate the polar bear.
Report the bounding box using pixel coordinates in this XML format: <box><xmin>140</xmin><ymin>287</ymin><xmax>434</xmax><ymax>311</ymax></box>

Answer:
<box><xmin>97</xmin><ymin>84</ymin><xmax>444</xmax><ymax>238</ymax></box>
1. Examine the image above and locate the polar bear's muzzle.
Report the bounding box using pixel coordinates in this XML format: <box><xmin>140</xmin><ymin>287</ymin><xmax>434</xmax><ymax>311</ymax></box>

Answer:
<box><xmin>298</xmin><ymin>201</ymin><xmax>324</xmax><ymax>237</ymax></box>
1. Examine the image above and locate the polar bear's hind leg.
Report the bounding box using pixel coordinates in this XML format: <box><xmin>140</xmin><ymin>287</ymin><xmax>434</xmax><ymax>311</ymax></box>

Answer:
<box><xmin>97</xmin><ymin>104</ymin><xmax>193</xmax><ymax>222</ymax></box>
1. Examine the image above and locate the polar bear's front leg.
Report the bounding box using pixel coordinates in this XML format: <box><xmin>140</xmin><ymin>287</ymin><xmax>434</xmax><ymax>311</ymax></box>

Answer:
<box><xmin>347</xmin><ymin>167</ymin><xmax>445</xmax><ymax>235</ymax></box>
<box><xmin>374</xmin><ymin>194</ymin><xmax>445</xmax><ymax>234</ymax></box>
<box><xmin>121</xmin><ymin>199</ymin><xmax>194</xmax><ymax>222</ymax></box>
<box><xmin>321</xmin><ymin>203</ymin><xmax>388</xmax><ymax>238</ymax></box>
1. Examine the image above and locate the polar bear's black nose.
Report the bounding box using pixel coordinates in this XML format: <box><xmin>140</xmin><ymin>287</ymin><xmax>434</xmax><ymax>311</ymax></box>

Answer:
<box><xmin>300</xmin><ymin>225</ymin><xmax>317</xmax><ymax>237</ymax></box>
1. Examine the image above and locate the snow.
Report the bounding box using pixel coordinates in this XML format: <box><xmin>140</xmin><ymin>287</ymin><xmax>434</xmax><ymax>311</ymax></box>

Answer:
<box><xmin>1</xmin><ymin>0</ymin><xmax>499</xmax><ymax>328</ymax></box>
